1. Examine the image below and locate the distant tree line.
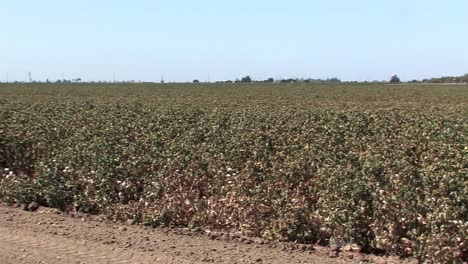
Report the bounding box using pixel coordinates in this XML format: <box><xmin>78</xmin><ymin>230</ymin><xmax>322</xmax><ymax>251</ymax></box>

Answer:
<box><xmin>421</xmin><ymin>74</ymin><xmax>468</xmax><ymax>83</ymax></box>
<box><xmin>210</xmin><ymin>76</ymin><xmax>342</xmax><ymax>84</ymax></box>
<box><xmin>225</xmin><ymin>74</ymin><xmax>468</xmax><ymax>84</ymax></box>
<box><xmin>7</xmin><ymin>74</ymin><xmax>468</xmax><ymax>85</ymax></box>
<box><xmin>51</xmin><ymin>78</ymin><xmax>82</xmax><ymax>83</ymax></box>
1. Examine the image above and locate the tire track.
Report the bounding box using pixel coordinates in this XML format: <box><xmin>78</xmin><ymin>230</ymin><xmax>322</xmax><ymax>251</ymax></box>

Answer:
<box><xmin>0</xmin><ymin>205</ymin><xmax>371</xmax><ymax>264</ymax></box>
<box><xmin>0</xmin><ymin>227</ymin><xmax>159</xmax><ymax>264</ymax></box>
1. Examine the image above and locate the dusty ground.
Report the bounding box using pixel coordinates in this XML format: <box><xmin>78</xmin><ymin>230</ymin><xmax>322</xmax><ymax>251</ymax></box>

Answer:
<box><xmin>0</xmin><ymin>204</ymin><xmax>415</xmax><ymax>264</ymax></box>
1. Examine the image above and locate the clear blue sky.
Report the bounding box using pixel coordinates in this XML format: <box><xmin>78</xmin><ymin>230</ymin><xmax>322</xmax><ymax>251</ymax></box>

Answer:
<box><xmin>1</xmin><ymin>0</ymin><xmax>467</xmax><ymax>82</ymax></box>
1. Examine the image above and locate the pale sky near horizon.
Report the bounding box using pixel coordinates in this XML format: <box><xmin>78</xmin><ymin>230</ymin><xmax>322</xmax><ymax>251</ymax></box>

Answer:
<box><xmin>1</xmin><ymin>0</ymin><xmax>467</xmax><ymax>82</ymax></box>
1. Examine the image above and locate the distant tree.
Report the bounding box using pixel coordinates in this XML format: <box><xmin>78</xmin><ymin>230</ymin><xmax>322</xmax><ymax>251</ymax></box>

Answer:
<box><xmin>264</xmin><ymin>78</ymin><xmax>274</xmax><ymax>83</ymax></box>
<box><xmin>327</xmin><ymin>78</ymin><xmax>341</xmax><ymax>83</ymax></box>
<box><xmin>280</xmin><ymin>78</ymin><xmax>296</xmax><ymax>83</ymax></box>
<box><xmin>193</xmin><ymin>79</ymin><xmax>200</xmax><ymax>83</ymax></box>
<box><xmin>462</xmin><ymin>74</ymin><xmax>468</xmax><ymax>83</ymax></box>
<box><xmin>241</xmin><ymin>76</ymin><xmax>252</xmax><ymax>83</ymax></box>
<box><xmin>390</xmin><ymin>75</ymin><xmax>401</xmax><ymax>83</ymax></box>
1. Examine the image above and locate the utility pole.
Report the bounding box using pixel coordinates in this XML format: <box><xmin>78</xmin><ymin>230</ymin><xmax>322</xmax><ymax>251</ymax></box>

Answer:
<box><xmin>29</xmin><ymin>72</ymin><xmax>32</xmax><ymax>83</ymax></box>
<box><xmin>5</xmin><ymin>72</ymin><xmax>8</xmax><ymax>83</ymax></box>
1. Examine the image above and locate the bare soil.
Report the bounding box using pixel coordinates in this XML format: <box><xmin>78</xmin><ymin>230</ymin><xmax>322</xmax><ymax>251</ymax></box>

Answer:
<box><xmin>0</xmin><ymin>204</ymin><xmax>415</xmax><ymax>264</ymax></box>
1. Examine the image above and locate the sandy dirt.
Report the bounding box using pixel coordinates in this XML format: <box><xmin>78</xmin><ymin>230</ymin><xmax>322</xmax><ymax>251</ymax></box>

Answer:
<box><xmin>0</xmin><ymin>204</ymin><xmax>414</xmax><ymax>264</ymax></box>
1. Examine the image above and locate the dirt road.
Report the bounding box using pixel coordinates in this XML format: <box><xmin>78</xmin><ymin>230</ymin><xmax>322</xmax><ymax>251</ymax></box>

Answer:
<box><xmin>0</xmin><ymin>204</ymin><xmax>409</xmax><ymax>264</ymax></box>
